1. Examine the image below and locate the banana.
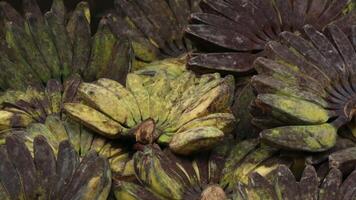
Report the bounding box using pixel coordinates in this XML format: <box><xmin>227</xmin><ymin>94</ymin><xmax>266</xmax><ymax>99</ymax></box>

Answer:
<box><xmin>144</xmin><ymin>71</ymin><xmax>170</xmax><ymax>125</ymax></box>
<box><xmin>67</xmin><ymin>10</ymin><xmax>91</xmax><ymax>75</ymax></box>
<box><xmin>105</xmin><ymin>39</ymin><xmax>132</xmax><ymax>83</ymax></box>
<box><xmin>260</xmin><ymin>124</ymin><xmax>337</xmax><ymax>152</ymax></box>
<box><xmin>96</xmin><ymin>78</ymin><xmax>141</xmax><ymax>125</ymax></box>
<box><xmin>89</xmin><ymin>136</ymin><xmax>106</xmax><ymax>153</ymax></box>
<box><xmin>56</xmin><ymin>58</ymin><xmax>237</xmax><ymax>154</ymax></box>
<box><xmin>134</xmin><ymin>147</ymin><xmax>185</xmax><ymax>199</ymax></box>
<box><xmin>0</xmin><ymin>55</ymin><xmax>33</xmax><ymax>90</ymax></box>
<box><xmin>176</xmin><ymin>113</ymin><xmax>236</xmax><ymax>134</ymax></box>
<box><xmin>160</xmin><ymin>72</ymin><xmax>195</xmax><ymax>129</ymax></box>
<box><xmin>197</xmin><ymin>73</ymin><xmax>221</xmax><ymax>87</ymax></box>
<box><xmin>75</xmin><ymin>1</ymin><xmax>91</xmax><ymax>24</ymax></box>
<box><xmin>0</xmin><ymin>1</ymin><xmax>24</xmax><ymax>26</ymax></box>
<box><xmin>23</xmin><ymin>87</ymin><xmax>47</xmax><ymax>121</ymax></box>
<box><xmin>45</xmin><ymin>11</ymin><xmax>72</xmax><ymax>78</ymax></box>
<box><xmin>220</xmin><ymin>140</ymin><xmax>278</xmax><ymax>189</ymax></box>
<box><xmin>0</xmin><ymin>110</ymin><xmax>33</xmax><ymax>130</ymax></box>
<box><xmin>109</xmin><ymin>154</ymin><xmax>131</xmax><ymax>176</ymax></box>
<box><xmin>45</xmin><ymin>80</ymin><xmax>63</xmax><ymax>114</ymax></box>
<box><xmin>114</xmin><ymin>181</ymin><xmax>156</xmax><ymax>200</ymax></box>
<box><xmin>165</xmin><ymin>75</ymin><xmax>230</xmax><ymax>131</ymax></box>
<box><xmin>220</xmin><ymin>139</ymin><xmax>260</xmax><ymax>189</ymax></box>
<box><xmin>5</xmin><ymin>21</ymin><xmax>51</xmax><ymax>82</ymax></box>
<box><xmin>256</xmin><ymin>93</ymin><xmax>329</xmax><ymax>125</ymax></box>
<box><xmin>229</xmin><ymin>145</ymin><xmax>278</xmax><ymax>185</ymax></box>
<box><xmin>66</xmin><ymin>2</ymin><xmax>90</xmax><ymax>40</ymax></box>
<box><xmin>22</xmin><ymin>0</ymin><xmax>42</xmax><ymax>19</ymax></box>
<box><xmin>45</xmin><ymin>115</ymin><xmax>68</xmax><ymax>143</ymax></box>
<box><xmin>85</xmin><ymin>19</ymin><xmax>117</xmax><ymax>81</ymax></box>
<box><xmin>170</xmin><ymin>81</ymin><xmax>229</xmax><ymax>131</ymax></box>
<box><xmin>78</xmin><ymin>82</ymin><xmax>134</xmax><ymax>126</ymax></box>
<box><xmin>189</xmin><ymin>75</ymin><xmax>234</xmax><ymax>113</ymax></box>
<box><xmin>126</xmin><ymin>73</ymin><xmax>150</xmax><ymax>121</ymax></box>
<box><xmin>60</xmin><ymin>152</ymin><xmax>111</xmax><ymax>200</ymax></box>
<box><xmin>165</xmin><ymin>72</ymin><xmax>195</xmax><ymax>102</ymax></box>
<box><xmin>25</xmin><ymin>13</ymin><xmax>61</xmax><ymax>79</ymax></box>
<box><xmin>99</xmin><ymin>143</ymin><xmax>114</xmax><ymax>158</ymax></box>
<box><xmin>0</xmin><ymin>90</ymin><xmax>23</xmax><ymax>104</ymax></box>
<box><xmin>64</xmin><ymin>103</ymin><xmax>125</xmax><ymax>138</ymax></box>
<box><xmin>131</xmin><ymin>39</ymin><xmax>158</xmax><ymax>63</ymax></box>
<box><xmin>79</xmin><ymin>126</ymin><xmax>94</xmax><ymax>156</ymax></box>
<box><xmin>135</xmin><ymin>56</ymin><xmax>187</xmax><ymax>78</ymax></box>
<box><xmin>62</xmin><ymin>74</ymin><xmax>82</xmax><ymax>103</ymax></box>
<box><xmin>164</xmin><ymin>82</ymin><xmax>200</xmax><ymax>129</ymax></box>
<box><xmin>27</xmin><ymin>123</ymin><xmax>60</xmax><ymax>153</ymax></box>
<box><xmin>50</xmin><ymin>0</ymin><xmax>65</xmax><ymax>22</ymax></box>
<box><xmin>63</xmin><ymin>118</ymin><xmax>81</xmax><ymax>152</ymax></box>
<box><xmin>252</xmin><ymin>157</ymin><xmax>292</xmax><ymax>180</ymax></box>
<box><xmin>169</xmin><ymin>126</ymin><xmax>225</xmax><ymax>155</ymax></box>
<box><xmin>329</xmin><ymin>147</ymin><xmax>356</xmax><ymax>169</ymax></box>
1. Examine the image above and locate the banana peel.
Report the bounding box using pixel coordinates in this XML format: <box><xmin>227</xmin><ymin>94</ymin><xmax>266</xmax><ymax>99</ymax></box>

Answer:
<box><xmin>260</xmin><ymin>124</ymin><xmax>337</xmax><ymax>152</ymax></box>
<box><xmin>64</xmin><ymin>103</ymin><xmax>126</xmax><ymax>137</ymax></box>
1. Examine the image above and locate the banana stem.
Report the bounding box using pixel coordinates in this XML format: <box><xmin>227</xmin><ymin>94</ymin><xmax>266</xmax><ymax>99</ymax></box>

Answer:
<box><xmin>200</xmin><ymin>185</ymin><xmax>227</xmax><ymax>200</ymax></box>
<box><xmin>134</xmin><ymin>118</ymin><xmax>157</xmax><ymax>144</ymax></box>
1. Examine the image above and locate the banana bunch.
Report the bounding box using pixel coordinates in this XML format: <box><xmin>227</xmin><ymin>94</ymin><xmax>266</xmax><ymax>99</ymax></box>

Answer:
<box><xmin>0</xmin><ymin>75</ymin><xmax>133</xmax><ymax>177</ymax></box>
<box><xmin>64</xmin><ymin>60</ymin><xmax>236</xmax><ymax>155</ymax></box>
<box><xmin>221</xmin><ymin>130</ymin><xmax>356</xmax><ymax>192</ymax></box>
<box><xmin>107</xmin><ymin>0</ymin><xmax>201</xmax><ymax>69</ymax></box>
<box><xmin>222</xmin><ymin>134</ymin><xmax>356</xmax><ymax>192</ymax></box>
<box><xmin>113</xmin><ymin>143</ymin><xmax>230</xmax><ymax>200</ymax></box>
<box><xmin>186</xmin><ymin>0</ymin><xmax>352</xmax><ymax>73</ymax></box>
<box><xmin>0</xmin><ymin>135</ymin><xmax>111</xmax><ymax>199</ymax></box>
<box><xmin>220</xmin><ymin>139</ymin><xmax>284</xmax><ymax>188</ymax></box>
<box><xmin>0</xmin><ymin>116</ymin><xmax>133</xmax><ymax>177</ymax></box>
<box><xmin>0</xmin><ymin>75</ymin><xmax>82</xmax><ymax>130</ymax></box>
<box><xmin>220</xmin><ymin>129</ymin><xmax>356</xmax><ymax>192</ymax></box>
<box><xmin>305</xmin><ymin>124</ymin><xmax>356</xmax><ymax>177</ymax></box>
<box><xmin>113</xmin><ymin>137</ymin><xmax>356</xmax><ymax>200</ymax></box>
<box><xmin>230</xmin><ymin>165</ymin><xmax>356</xmax><ymax>200</ymax></box>
<box><xmin>0</xmin><ymin>0</ymin><xmax>131</xmax><ymax>91</ymax></box>
<box><xmin>250</xmin><ymin>24</ymin><xmax>356</xmax><ymax>152</ymax></box>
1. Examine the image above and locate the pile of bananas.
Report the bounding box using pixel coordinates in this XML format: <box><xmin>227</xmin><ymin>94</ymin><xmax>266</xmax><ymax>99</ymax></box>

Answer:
<box><xmin>0</xmin><ymin>0</ymin><xmax>356</xmax><ymax>199</ymax></box>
